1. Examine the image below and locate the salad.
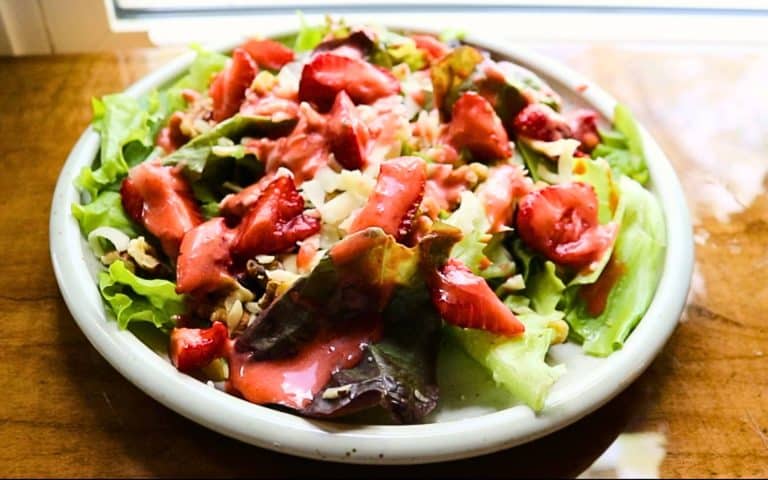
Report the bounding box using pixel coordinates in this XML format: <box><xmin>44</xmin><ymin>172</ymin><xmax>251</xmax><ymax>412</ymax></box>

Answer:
<box><xmin>72</xmin><ymin>17</ymin><xmax>665</xmax><ymax>424</ymax></box>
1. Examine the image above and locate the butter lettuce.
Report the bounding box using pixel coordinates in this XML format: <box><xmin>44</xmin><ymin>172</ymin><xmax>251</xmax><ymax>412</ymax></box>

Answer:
<box><xmin>593</xmin><ymin>104</ymin><xmax>649</xmax><ymax>185</ymax></box>
<box><xmin>72</xmin><ymin>191</ymin><xmax>138</xmax><ymax>237</ymax></box>
<box><xmin>77</xmin><ymin>94</ymin><xmax>162</xmax><ymax>197</ymax></box>
<box><xmin>565</xmin><ymin>176</ymin><xmax>665</xmax><ymax>356</ymax></box>
<box><xmin>99</xmin><ymin>260</ymin><xmax>184</xmax><ymax>330</ymax></box>
<box><xmin>445</xmin><ymin>310</ymin><xmax>566</xmax><ymax>412</ymax></box>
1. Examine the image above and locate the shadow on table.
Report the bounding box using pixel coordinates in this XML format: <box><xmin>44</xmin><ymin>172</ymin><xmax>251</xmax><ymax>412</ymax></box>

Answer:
<box><xmin>55</xmin><ymin>301</ymin><xmax>663</xmax><ymax>479</ymax></box>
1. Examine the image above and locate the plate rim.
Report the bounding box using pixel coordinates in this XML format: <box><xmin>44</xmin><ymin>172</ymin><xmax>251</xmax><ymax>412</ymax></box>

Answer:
<box><xmin>49</xmin><ymin>25</ymin><xmax>693</xmax><ymax>465</ymax></box>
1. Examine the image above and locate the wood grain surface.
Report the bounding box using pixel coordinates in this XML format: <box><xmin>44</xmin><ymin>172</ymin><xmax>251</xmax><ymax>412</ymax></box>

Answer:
<box><xmin>0</xmin><ymin>45</ymin><xmax>766</xmax><ymax>478</ymax></box>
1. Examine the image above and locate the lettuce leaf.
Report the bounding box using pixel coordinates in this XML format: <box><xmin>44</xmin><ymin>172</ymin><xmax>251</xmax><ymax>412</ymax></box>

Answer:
<box><xmin>445</xmin><ymin>310</ymin><xmax>566</xmax><ymax>412</ymax></box>
<box><xmin>165</xmin><ymin>114</ymin><xmax>296</xmax><ymax>178</ymax></box>
<box><xmin>171</xmin><ymin>45</ymin><xmax>228</xmax><ymax>94</ymax></box>
<box><xmin>430</xmin><ymin>45</ymin><xmax>483</xmax><ymax>119</ymax></box>
<box><xmin>98</xmin><ymin>260</ymin><xmax>184</xmax><ymax>330</ymax></box>
<box><xmin>592</xmin><ymin>104</ymin><xmax>649</xmax><ymax>185</ymax></box>
<box><xmin>564</xmin><ymin>176</ymin><xmax>665</xmax><ymax>356</ymax></box>
<box><xmin>370</xmin><ymin>30</ymin><xmax>426</xmax><ymax>71</ymax></box>
<box><xmin>76</xmin><ymin>94</ymin><xmax>161</xmax><ymax>197</ymax></box>
<box><xmin>71</xmin><ymin>191</ymin><xmax>139</xmax><ymax>238</ymax></box>
<box><xmin>294</xmin><ymin>13</ymin><xmax>330</xmax><ymax>52</ymax></box>
<box><xmin>443</xmin><ymin>191</ymin><xmax>490</xmax><ymax>272</ymax></box>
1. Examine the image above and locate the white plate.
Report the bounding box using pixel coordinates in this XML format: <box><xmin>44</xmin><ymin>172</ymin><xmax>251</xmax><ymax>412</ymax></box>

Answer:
<box><xmin>49</xmin><ymin>27</ymin><xmax>693</xmax><ymax>465</ymax></box>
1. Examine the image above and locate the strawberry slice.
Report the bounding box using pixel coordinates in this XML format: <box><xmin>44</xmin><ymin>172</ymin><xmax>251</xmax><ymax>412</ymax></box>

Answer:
<box><xmin>120</xmin><ymin>177</ymin><xmax>143</xmax><ymax>225</ymax></box>
<box><xmin>209</xmin><ymin>47</ymin><xmax>258</xmax><ymax>122</ymax></box>
<box><xmin>328</xmin><ymin>91</ymin><xmax>370</xmax><ymax>170</ymax></box>
<box><xmin>122</xmin><ymin>162</ymin><xmax>202</xmax><ymax>259</ymax></box>
<box><xmin>176</xmin><ymin>218</ymin><xmax>237</xmax><ymax>295</ymax></box>
<box><xmin>566</xmin><ymin>108</ymin><xmax>600</xmax><ymax>153</ymax></box>
<box><xmin>477</xmin><ymin>164</ymin><xmax>533</xmax><ymax>233</ymax></box>
<box><xmin>429</xmin><ymin>259</ymin><xmax>524</xmax><ymax>336</ymax></box>
<box><xmin>512</xmin><ymin>103</ymin><xmax>572</xmax><ymax>142</ymax></box>
<box><xmin>219</xmin><ymin>174</ymin><xmax>275</xmax><ymax>218</ymax></box>
<box><xmin>298</xmin><ymin>53</ymin><xmax>400</xmax><ymax>112</ymax></box>
<box><xmin>446</xmin><ymin>92</ymin><xmax>512</xmax><ymax>161</ymax></box>
<box><xmin>170</xmin><ymin>322</ymin><xmax>228</xmax><ymax>372</ymax></box>
<box><xmin>233</xmin><ymin>176</ymin><xmax>321</xmax><ymax>256</ymax></box>
<box><xmin>411</xmin><ymin>34</ymin><xmax>451</xmax><ymax>63</ymax></box>
<box><xmin>241</xmin><ymin>38</ymin><xmax>295</xmax><ymax>71</ymax></box>
<box><xmin>516</xmin><ymin>182</ymin><xmax>618</xmax><ymax>269</ymax></box>
<box><xmin>349</xmin><ymin>156</ymin><xmax>426</xmax><ymax>241</ymax></box>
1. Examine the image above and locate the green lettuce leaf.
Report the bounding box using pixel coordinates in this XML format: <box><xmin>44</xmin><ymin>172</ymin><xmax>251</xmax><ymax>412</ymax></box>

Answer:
<box><xmin>171</xmin><ymin>45</ymin><xmax>228</xmax><ymax>93</ymax></box>
<box><xmin>528</xmin><ymin>261</ymin><xmax>565</xmax><ymax>315</ymax></box>
<box><xmin>371</xmin><ymin>30</ymin><xmax>426</xmax><ymax>71</ymax></box>
<box><xmin>445</xmin><ymin>309</ymin><xmax>566</xmax><ymax>412</ymax></box>
<box><xmin>71</xmin><ymin>191</ymin><xmax>139</xmax><ymax>238</ymax></box>
<box><xmin>592</xmin><ymin>104</ymin><xmax>649</xmax><ymax>185</ymax></box>
<box><xmin>443</xmin><ymin>191</ymin><xmax>490</xmax><ymax>272</ymax></box>
<box><xmin>516</xmin><ymin>139</ymin><xmax>552</xmax><ymax>184</ymax></box>
<box><xmin>98</xmin><ymin>260</ymin><xmax>184</xmax><ymax>330</ymax></box>
<box><xmin>294</xmin><ymin>13</ymin><xmax>330</xmax><ymax>52</ymax></box>
<box><xmin>564</xmin><ymin>175</ymin><xmax>666</xmax><ymax>356</ymax></box>
<box><xmin>165</xmin><ymin>114</ymin><xmax>296</xmax><ymax>179</ymax></box>
<box><xmin>77</xmin><ymin>93</ymin><xmax>161</xmax><ymax>197</ymax></box>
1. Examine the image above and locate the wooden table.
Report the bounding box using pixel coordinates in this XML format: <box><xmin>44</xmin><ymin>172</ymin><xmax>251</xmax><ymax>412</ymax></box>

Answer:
<box><xmin>1</xmin><ymin>44</ymin><xmax>766</xmax><ymax>478</ymax></box>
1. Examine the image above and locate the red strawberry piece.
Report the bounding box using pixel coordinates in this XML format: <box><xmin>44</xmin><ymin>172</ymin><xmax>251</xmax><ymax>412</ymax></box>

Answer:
<box><xmin>516</xmin><ymin>182</ymin><xmax>618</xmax><ymax>269</ymax></box>
<box><xmin>298</xmin><ymin>53</ymin><xmax>400</xmax><ymax>112</ymax></box>
<box><xmin>476</xmin><ymin>164</ymin><xmax>533</xmax><ymax>233</ymax></box>
<box><xmin>411</xmin><ymin>34</ymin><xmax>451</xmax><ymax>63</ymax></box>
<box><xmin>241</xmin><ymin>38</ymin><xmax>295</xmax><ymax>71</ymax></box>
<box><xmin>328</xmin><ymin>91</ymin><xmax>370</xmax><ymax>170</ymax></box>
<box><xmin>446</xmin><ymin>91</ymin><xmax>512</xmax><ymax>161</ymax></box>
<box><xmin>176</xmin><ymin>218</ymin><xmax>237</xmax><ymax>295</ymax></box>
<box><xmin>169</xmin><ymin>322</ymin><xmax>228</xmax><ymax>372</ymax></box>
<box><xmin>429</xmin><ymin>259</ymin><xmax>525</xmax><ymax>336</ymax></box>
<box><xmin>512</xmin><ymin>103</ymin><xmax>572</xmax><ymax>142</ymax></box>
<box><xmin>349</xmin><ymin>156</ymin><xmax>426</xmax><ymax>241</ymax></box>
<box><xmin>123</xmin><ymin>162</ymin><xmax>202</xmax><ymax>258</ymax></box>
<box><xmin>566</xmin><ymin>108</ymin><xmax>600</xmax><ymax>153</ymax></box>
<box><xmin>120</xmin><ymin>177</ymin><xmax>144</xmax><ymax>225</ymax></box>
<box><xmin>233</xmin><ymin>176</ymin><xmax>321</xmax><ymax>256</ymax></box>
<box><xmin>209</xmin><ymin>47</ymin><xmax>258</xmax><ymax>122</ymax></box>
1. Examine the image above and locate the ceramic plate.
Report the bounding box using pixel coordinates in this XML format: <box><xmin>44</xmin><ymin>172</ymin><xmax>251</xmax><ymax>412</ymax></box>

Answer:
<box><xmin>50</xmin><ymin>27</ymin><xmax>693</xmax><ymax>464</ymax></box>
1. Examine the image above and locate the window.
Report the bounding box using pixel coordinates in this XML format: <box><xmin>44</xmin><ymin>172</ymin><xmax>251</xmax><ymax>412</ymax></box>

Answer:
<box><xmin>1</xmin><ymin>0</ymin><xmax>766</xmax><ymax>55</ymax></box>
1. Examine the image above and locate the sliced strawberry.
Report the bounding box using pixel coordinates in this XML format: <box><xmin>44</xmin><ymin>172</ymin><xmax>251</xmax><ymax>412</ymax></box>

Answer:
<box><xmin>219</xmin><ymin>174</ymin><xmax>275</xmax><ymax>218</ymax></box>
<box><xmin>124</xmin><ymin>162</ymin><xmax>202</xmax><ymax>258</ymax></box>
<box><xmin>566</xmin><ymin>108</ymin><xmax>600</xmax><ymax>153</ymax></box>
<box><xmin>176</xmin><ymin>218</ymin><xmax>237</xmax><ymax>295</ymax></box>
<box><xmin>512</xmin><ymin>103</ymin><xmax>572</xmax><ymax>142</ymax></box>
<box><xmin>209</xmin><ymin>47</ymin><xmax>258</xmax><ymax>122</ymax></box>
<box><xmin>120</xmin><ymin>177</ymin><xmax>143</xmax><ymax>225</ymax></box>
<box><xmin>328</xmin><ymin>91</ymin><xmax>370</xmax><ymax>170</ymax></box>
<box><xmin>233</xmin><ymin>176</ymin><xmax>321</xmax><ymax>256</ymax></box>
<box><xmin>241</xmin><ymin>38</ymin><xmax>295</xmax><ymax>71</ymax></box>
<box><xmin>349</xmin><ymin>156</ymin><xmax>426</xmax><ymax>241</ymax></box>
<box><xmin>298</xmin><ymin>53</ymin><xmax>400</xmax><ymax>112</ymax></box>
<box><xmin>429</xmin><ymin>259</ymin><xmax>524</xmax><ymax>336</ymax></box>
<box><xmin>477</xmin><ymin>164</ymin><xmax>533</xmax><ymax>233</ymax></box>
<box><xmin>170</xmin><ymin>322</ymin><xmax>228</xmax><ymax>372</ymax></box>
<box><xmin>411</xmin><ymin>34</ymin><xmax>451</xmax><ymax>63</ymax></box>
<box><xmin>446</xmin><ymin>92</ymin><xmax>512</xmax><ymax>161</ymax></box>
<box><xmin>516</xmin><ymin>182</ymin><xmax>617</xmax><ymax>269</ymax></box>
